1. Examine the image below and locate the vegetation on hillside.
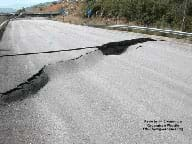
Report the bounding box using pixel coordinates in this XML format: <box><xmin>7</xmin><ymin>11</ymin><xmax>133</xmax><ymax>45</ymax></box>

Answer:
<box><xmin>83</xmin><ymin>0</ymin><xmax>192</xmax><ymax>32</ymax></box>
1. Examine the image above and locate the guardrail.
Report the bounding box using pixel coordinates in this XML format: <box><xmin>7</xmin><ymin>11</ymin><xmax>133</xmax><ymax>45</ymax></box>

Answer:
<box><xmin>0</xmin><ymin>20</ymin><xmax>9</xmax><ymax>40</ymax></box>
<box><xmin>0</xmin><ymin>20</ymin><xmax>9</xmax><ymax>27</ymax></box>
<box><xmin>108</xmin><ymin>25</ymin><xmax>192</xmax><ymax>37</ymax></box>
<box><xmin>17</xmin><ymin>12</ymin><xmax>61</xmax><ymax>18</ymax></box>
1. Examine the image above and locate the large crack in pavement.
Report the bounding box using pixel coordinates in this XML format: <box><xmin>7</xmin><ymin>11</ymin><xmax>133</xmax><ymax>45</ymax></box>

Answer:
<box><xmin>0</xmin><ymin>66</ymin><xmax>49</xmax><ymax>103</ymax></box>
<box><xmin>98</xmin><ymin>38</ymin><xmax>156</xmax><ymax>55</ymax></box>
<box><xmin>0</xmin><ymin>38</ymin><xmax>156</xmax><ymax>58</ymax></box>
<box><xmin>0</xmin><ymin>38</ymin><xmax>156</xmax><ymax>104</ymax></box>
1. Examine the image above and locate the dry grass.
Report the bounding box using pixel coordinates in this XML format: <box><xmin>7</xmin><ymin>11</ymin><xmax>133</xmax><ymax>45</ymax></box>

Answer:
<box><xmin>52</xmin><ymin>15</ymin><xmax>130</xmax><ymax>26</ymax></box>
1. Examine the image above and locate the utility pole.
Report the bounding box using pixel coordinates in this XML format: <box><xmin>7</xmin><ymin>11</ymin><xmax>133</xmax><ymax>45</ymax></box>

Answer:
<box><xmin>181</xmin><ymin>0</ymin><xmax>188</xmax><ymax>32</ymax></box>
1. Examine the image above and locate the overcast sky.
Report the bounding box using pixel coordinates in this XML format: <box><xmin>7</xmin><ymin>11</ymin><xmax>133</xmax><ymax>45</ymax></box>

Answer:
<box><xmin>0</xmin><ymin>0</ymin><xmax>55</xmax><ymax>9</ymax></box>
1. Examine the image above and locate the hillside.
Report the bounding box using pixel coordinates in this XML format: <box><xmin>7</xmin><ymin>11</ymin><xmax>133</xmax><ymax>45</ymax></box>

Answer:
<box><xmin>25</xmin><ymin>0</ymin><xmax>192</xmax><ymax>32</ymax></box>
<box><xmin>25</xmin><ymin>0</ymin><xmax>125</xmax><ymax>26</ymax></box>
<box><xmin>26</xmin><ymin>0</ymin><xmax>83</xmax><ymax>16</ymax></box>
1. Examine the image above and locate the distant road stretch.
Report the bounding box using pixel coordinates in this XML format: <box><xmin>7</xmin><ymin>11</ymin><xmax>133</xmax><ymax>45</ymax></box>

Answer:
<box><xmin>0</xmin><ymin>19</ymin><xmax>192</xmax><ymax>144</ymax></box>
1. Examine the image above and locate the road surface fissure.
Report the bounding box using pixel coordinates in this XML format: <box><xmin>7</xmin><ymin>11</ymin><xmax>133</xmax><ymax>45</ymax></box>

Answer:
<box><xmin>0</xmin><ymin>47</ymin><xmax>96</xmax><ymax>58</ymax></box>
<box><xmin>0</xmin><ymin>38</ymin><xmax>156</xmax><ymax>58</ymax></box>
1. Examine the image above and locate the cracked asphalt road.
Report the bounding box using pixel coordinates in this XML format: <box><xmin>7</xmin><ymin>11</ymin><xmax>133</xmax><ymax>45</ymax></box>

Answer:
<box><xmin>0</xmin><ymin>19</ymin><xmax>192</xmax><ymax>144</ymax></box>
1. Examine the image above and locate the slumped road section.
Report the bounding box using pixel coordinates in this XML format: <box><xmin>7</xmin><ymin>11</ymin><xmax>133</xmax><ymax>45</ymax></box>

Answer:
<box><xmin>0</xmin><ymin>19</ymin><xmax>192</xmax><ymax>144</ymax></box>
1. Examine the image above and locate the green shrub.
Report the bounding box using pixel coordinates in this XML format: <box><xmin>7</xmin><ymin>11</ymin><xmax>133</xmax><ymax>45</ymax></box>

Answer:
<box><xmin>82</xmin><ymin>0</ymin><xmax>192</xmax><ymax>32</ymax></box>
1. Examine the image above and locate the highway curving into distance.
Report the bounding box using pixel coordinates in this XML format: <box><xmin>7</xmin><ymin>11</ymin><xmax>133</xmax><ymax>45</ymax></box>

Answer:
<box><xmin>0</xmin><ymin>19</ymin><xmax>192</xmax><ymax>144</ymax></box>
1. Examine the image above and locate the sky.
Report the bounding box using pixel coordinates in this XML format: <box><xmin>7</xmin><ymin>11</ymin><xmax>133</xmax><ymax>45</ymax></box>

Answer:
<box><xmin>0</xmin><ymin>0</ymin><xmax>55</xmax><ymax>9</ymax></box>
